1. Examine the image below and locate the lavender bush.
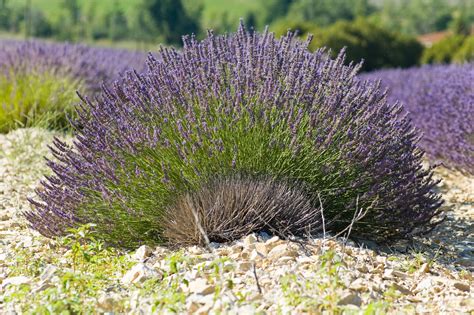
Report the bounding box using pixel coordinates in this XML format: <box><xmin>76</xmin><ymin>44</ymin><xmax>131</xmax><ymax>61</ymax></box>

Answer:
<box><xmin>27</xmin><ymin>25</ymin><xmax>443</xmax><ymax>247</ymax></box>
<box><xmin>0</xmin><ymin>39</ymin><xmax>145</xmax><ymax>132</ymax></box>
<box><xmin>361</xmin><ymin>64</ymin><xmax>474</xmax><ymax>174</ymax></box>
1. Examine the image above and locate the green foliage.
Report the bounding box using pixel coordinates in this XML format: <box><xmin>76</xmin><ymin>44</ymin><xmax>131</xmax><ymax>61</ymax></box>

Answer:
<box><xmin>275</xmin><ymin>18</ymin><xmax>423</xmax><ymax>71</ymax></box>
<box><xmin>287</xmin><ymin>0</ymin><xmax>374</xmax><ymax>27</ymax></box>
<box><xmin>128</xmin><ymin>0</ymin><xmax>200</xmax><ymax>44</ymax></box>
<box><xmin>0</xmin><ymin>71</ymin><xmax>80</xmax><ymax>133</ymax></box>
<box><xmin>270</xmin><ymin>18</ymin><xmax>319</xmax><ymax>38</ymax></box>
<box><xmin>453</xmin><ymin>35</ymin><xmax>474</xmax><ymax>63</ymax></box>
<box><xmin>421</xmin><ymin>35</ymin><xmax>467</xmax><ymax>64</ymax></box>
<box><xmin>0</xmin><ymin>0</ymin><xmax>470</xmax><ymax>48</ymax></box>
<box><xmin>371</xmin><ymin>0</ymin><xmax>460</xmax><ymax>35</ymax></box>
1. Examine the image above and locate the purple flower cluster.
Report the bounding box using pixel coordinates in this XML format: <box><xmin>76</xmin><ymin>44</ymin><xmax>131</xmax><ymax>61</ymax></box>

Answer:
<box><xmin>27</xmin><ymin>24</ymin><xmax>443</xmax><ymax>246</ymax></box>
<box><xmin>0</xmin><ymin>39</ymin><xmax>146</xmax><ymax>93</ymax></box>
<box><xmin>361</xmin><ymin>64</ymin><xmax>474</xmax><ymax>174</ymax></box>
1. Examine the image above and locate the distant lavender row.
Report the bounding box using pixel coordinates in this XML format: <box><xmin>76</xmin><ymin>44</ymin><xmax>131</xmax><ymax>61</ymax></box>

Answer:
<box><xmin>361</xmin><ymin>64</ymin><xmax>474</xmax><ymax>174</ymax></box>
<box><xmin>0</xmin><ymin>39</ymin><xmax>146</xmax><ymax>94</ymax></box>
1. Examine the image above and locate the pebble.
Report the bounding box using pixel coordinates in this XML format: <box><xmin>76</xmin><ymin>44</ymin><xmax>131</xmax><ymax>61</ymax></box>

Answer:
<box><xmin>349</xmin><ymin>278</ymin><xmax>367</xmax><ymax>292</ymax></box>
<box><xmin>39</xmin><ymin>265</ymin><xmax>58</xmax><ymax>283</ymax></box>
<box><xmin>392</xmin><ymin>282</ymin><xmax>413</xmax><ymax>295</ymax></box>
<box><xmin>187</xmin><ymin>278</ymin><xmax>215</xmax><ymax>295</ymax></box>
<box><xmin>97</xmin><ymin>295</ymin><xmax>117</xmax><ymax>311</ymax></box>
<box><xmin>267</xmin><ymin>244</ymin><xmax>298</xmax><ymax>260</ymax></box>
<box><xmin>2</xmin><ymin>276</ymin><xmax>31</xmax><ymax>287</ymax></box>
<box><xmin>133</xmin><ymin>245</ymin><xmax>153</xmax><ymax>261</ymax></box>
<box><xmin>337</xmin><ymin>293</ymin><xmax>362</xmax><ymax>307</ymax></box>
<box><xmin>121</xmin><ymin>263</ymin><xmax>162</xmax><ymax>285</ymax></box>
<box><xmin>243</xmin><ymin>234</ymin><xmax>257</xmax><ymax>246</ymax></box>
<box><xmin>453</xmin><ymin>282</ymin><xmax>470</xmax><ymax>292</ymax></box>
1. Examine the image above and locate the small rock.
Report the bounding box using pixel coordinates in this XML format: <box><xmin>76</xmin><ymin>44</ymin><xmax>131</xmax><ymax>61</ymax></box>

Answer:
<box><xmin>186</xmin><ymin>301</ymin><xmax>200</xmax><ymax>314</ymax></box>
<box><xmin>208</xmin><ymin>242</ymin><xmax>221</xmax><ymax>249</ymax></box>
<box><xmin>230</xmin><ymin>245</ymin><xmax>243</xmax><ymax>255</ymax></box>
<box><xmin>237</xmin><ymin>261</ymin><xmax>253</xmax><ymax>273</ymax></box>
<box><xmin>0</xmin><ymin>252</ymin><xmax>6</xmax><ymax>264</ymax></box>
<box><xmin>383</xmin><ymin>269</ymin><xmax>407</xmax><ymax>279</ymax></box>
<box><xmin>278</xmin><ymin>256</ymin><xmax>296</xmax><ymax>263</ymax></box>
<box><xmin>357</xmin><ymin>265</ymin><xmax>369</xmax><ymax>273</ymax></box>
<box><xmin>392</xmin><ymin>282</ymin><xmax>413</xmax><ymax>295</ymax></box>
<box><xmin>414</xmin><ymin>277</ymin><xmax>434</xmax><ymax>292</ymax></box>
<box><xmin>254</xmin><ymin>243</ymin><xmax>269</xmax><ymax>255</ymax></box>
<box><xmin>2</xmin><ymin>276</ymin><xmax>31</xmax><ymax>287</ymax></box>
<box><xmin>243</xmin><ymin>234</ymin><xmax>257</xmax><ymax>246</ymax></box>
<box><xmin>195</xmin><ymin>305</ymin><xmax>212</xmax><ymax>315</ymax></box>
<box><xmin>247</xmin><ymin>292</ymin><xmax>262</xmax><ymax>301</ymax></box>
<box><xmin>133</xmin><ymin>245</ymin><xmax>153</xmax><ymax>261</ymax></box>
<box><xmin>32</xmin><ymin>281</ymin><xmax>53</xmax><ymax>293</ymax></box>
<box><xmin>453</xmin><ymin>282</ymin><xmax>470</xmax><ymax>292</ymax></box>
<box><xmin>188</xmin><ymin>278</ymin><xmax>215</xmax><ymax>295</ymax></box>
<box><xmin>121</xmin><ymin>263</ymin><xmax>162</xmax><ymax>284</ymax></box>
<box><xmin>265</xmin><ymin>236</ymin><xmax>280</xmax><ymax>247</ymax></box>
<box><xmin>97</xmin><ymin>295</ymin><xmax>116</xmax><ymax>311</ymax></box>
<box><xmin>455</xmin><ymin>258</ymin><xmax>474</xmax><ymax>267</ymax></box>
<box><xmin>383</xmin><ymin>269</ymin><xmax>395</xmax><ymax>279</ymax></box>
<box><xmin>267</xmin><ymin>244</ymin><xmax>298</xmax><ymax>260</ymax></box>
<box><xmin>39</xmin><ymin>265</ymin><xmax>58</xmax><ymax>283</ymax></box>
<box><xmin>188</xmin><ymin>246</ymin><xmax>204</xmax><ymax>255</ymax></box>
<box><xmin>392</xmin><ymin>270</ymin><xmax>408</xmax><ymax>279</ymax></box>
<box><xmin>349</xmin><ymin>278</ymin><xmax>367</xmax><ymax>292</ymax></box>
<box><xmin>417</xmin><ymin>263</ymin><xmax>430</xmax><ymax>274</ymax></box>
<box><xmin>249</xmin><ymin>249</ymin><xmax>264</xmax><ymax>261</ymax></box>
<box><xmin>371</xmin><ymin>263</ymin><xmax>384</xmax><ymax>274</ymax></box>
<box><xmin>240</xmin><ymin>251</ymin><xmax>250</xmax><ymax>260</ymax></box>
<box><xmin>338</xmin><ymin>293</ymin><xmax>362</xmax><ymax>307</ymax></box>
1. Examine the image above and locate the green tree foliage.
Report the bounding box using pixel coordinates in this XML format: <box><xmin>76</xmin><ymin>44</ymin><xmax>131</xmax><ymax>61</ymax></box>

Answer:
<box><xmin>278</xmin><ymin>18</ymin><xmax>423</xmax><ymax>72</ymax></box>
<box><xmin>421</xmin><ymin>35</ymin><xmax>466</xmax><ymax>64</ymax></box>
<box><xmin>422</xmin><ymin>35</ymin><xmax>474</xmax><ymax>64</ymax></box>
<box><xmin>106</xmin><ymin>0</ymin><xmax>129</xmax><ymax>41</ymax></box>
<box><xmin>449</xmin><ymin>6</ymin><xmax>474</xmax><ymax>36</ymax></box>
<box><xmin>286</xmin><ymin>0</ymin><xmax>374</xmax><ymax>27</ymax></box>
<box><xmin>258</xmin><ymin>0</ymin><xmax>293</xmax><ymax>25</ymax></box>
<box><xmin>453</xmin><ymin>36</ymin><xmax>474</xmax><ymax>62</ymax></box>
<box><xmin>271</xmin><ymin>19</ymin><xmax>317</xmax><ymax>38</ymax></box>
<box><xmin>129</xmin><ymin>0</ymin><xmax>200</xmax><ymax>45</ymax></box>
<box><xmin>372</xmin><ymin>0</ymin><xmax>461</xmax><ymax>36</ymax></box>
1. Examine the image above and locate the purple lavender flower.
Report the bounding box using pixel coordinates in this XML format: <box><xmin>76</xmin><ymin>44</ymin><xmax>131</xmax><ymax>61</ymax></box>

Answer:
<box><xmin>361</xmin><ymin>64</ymin><xmax>473</xmax><ymax>174</ymax></box>
<box><xmin>0</xmin><ymin>39</ymin><xmax>146</xmax><ymax>94</ymax></box>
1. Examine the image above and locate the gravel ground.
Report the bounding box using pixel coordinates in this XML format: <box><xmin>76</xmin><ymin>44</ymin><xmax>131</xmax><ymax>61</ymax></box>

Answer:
<box><xmin>0</xmin><ymin>128</ymin><xmax>472</xmax><ymax>314</ymax></box>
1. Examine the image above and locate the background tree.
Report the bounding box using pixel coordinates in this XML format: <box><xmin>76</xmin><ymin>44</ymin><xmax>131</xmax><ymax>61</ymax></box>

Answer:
<box><xmin>287</xmin><ymin>0</ymin><xmax>374</xmax><ymax>27</ymax></box>
<box><xmin>130</xmin><ymin>0</ymin><xmax>200</xmax><ymax>45</ymax></box>
<box><xmin>302</xmin><ymin>18</ymin><xmax>423</xmax><ymax>71</ymax></box>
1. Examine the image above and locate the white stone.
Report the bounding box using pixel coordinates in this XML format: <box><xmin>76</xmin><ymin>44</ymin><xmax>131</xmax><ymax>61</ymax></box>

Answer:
<box><xmin>97</xmin><ymin>295</ymin><xmax>116</xmax><ymax>311</ymax></box>
<box><xmin>243</xmin><ymin>234</ymin><xmax>257</xmax><ymax>246</ymax></box>
<box><xmin>121</xmin><ymin>263</ymin><xmax>162</xmax><ymax>284</ymax></box>
<box><xmin>237</xmin><ymin>261</ymin><xmax>253</xmax><ymax>273</ymax></box>
<box><xmin>39</xmin><ymin>265</ymin><xmax>58</xmax><ymax>283</ymax></box>
<box><xmin>187</xmin><ymin>278</ymin><xmax>215</xmax><ymax>295</ymax></box>
<box><xmin>267</xmin><ymin>244</ymin><xmax>298</xmax><ymax>260</ymax></box>
<box><xmin>349</xmin><ymin>278</ymin><xmax>367</xmax><ymax>292</ymax></box>
<box><xmin>133</xmin><ymin>245</ymin><xmax>153</xmax><ymax>261</ymax></box>
<box><xmin>338</xmin><ymin>293</ymin><xmax>362</xmax><ymax>307</ymax></box>
<box><xmin>453</xmin><ymin>282</ymin><xmax>470</xmax><ymax>292</ymax></box>
<box><xmin>2</xmin><ymin>276</ymin><xmax>31</xmax><ymax>287</ymax></box>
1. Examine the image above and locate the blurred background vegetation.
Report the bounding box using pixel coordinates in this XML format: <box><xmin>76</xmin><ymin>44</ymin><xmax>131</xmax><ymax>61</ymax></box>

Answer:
<box><xmin>0</xmin><ymin>0</ymin><xmax>473</xmax><ymax>71</ymax></box>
